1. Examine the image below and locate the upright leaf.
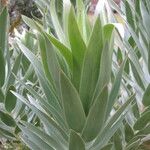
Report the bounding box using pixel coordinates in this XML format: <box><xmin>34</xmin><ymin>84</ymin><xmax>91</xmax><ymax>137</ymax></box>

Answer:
<box><xmin>0</xmin><ymin>7</ymin><xmax>8</xmax><ymax>54</ymax></box>
<box><xmin>5</xmin><ymin>86</ymin><xmax>16</xmax><ymax>112</ymax></box>
<box><xmin>68</xmin><ymin>7</ymin><xmax>86</xmax><ymax>90</ymax></box>
<box><xmin>82</xmin><ymin>86</ymin><xmax>108</xmax><ymax>142</ymax></box>
<box><xmin>69</xmin><ymin>130</ymin><xmax>85</xmax><ymax>150</ymax></box>
<box><xmin>0</xmin><ymin>48</ymin><xmax>5</xmax><ymax>86</ymax></box>
<box><xmin>142</xmin><ymin>84</ymin><xmax>150</xmax><ymax>106</ymax></box>
<box><xmin>79</xmin><ymin>17</ymin><xmax>103</xmax><ymax>115</ymax></box>
<box><xmin>60</xmin><ymin>71</ymin><xmax>86</xmax><ymax>132</ymax></box>
<box><xmin>93</xmin><ymin>24</ymin><xmax>115</xmax><ymax>101</ymax></box>
<box><xmin>106</xmin><ymin>58</ymin><xmax>127</xmax><ymax>116</ymax></box>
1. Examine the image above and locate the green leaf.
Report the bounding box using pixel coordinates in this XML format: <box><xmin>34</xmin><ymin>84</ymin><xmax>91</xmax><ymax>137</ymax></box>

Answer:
<box><xmin>100</xmin><ymin>143</ymin><xmax>113</xmax><ymax>150</ymax></box>
<box><xmin>17</xmin><ymin>41</ymin><xmax>61</xmax><ymax>113</ymax></box>
<box><xmin>4</xmin><ymin>53</ymin><xmax>22</xmax><ymax>91</ymax></box>
<box><xmin>113</xmin><ymin>130</ymin><xmax>122</xmax><ymax>150</ymax></box>
<box><xmin>0</xmin><ymin>88</ymin><xmax>4</xmax><ymax>102</ymax></box>
<box><xmin>92</xmin><ymin>94</ymin><xmax>135</xmax><ymax>149</ymax></box>
<box><xmin>130</xmin><ymin>60</ymin><xmax>145</xmax><ymax>90</ymax></box>
<box><xmin>93</xmin><ymin>24</ymin><xmax>115</xmax><ymax>101</ymax></box>
<box><xmin>12</xmin><ymin>91</ymin><xmax>68</xmax><ymax>143</ymax></box>
<box><xmin>45</xmin><ymin>32</ymin><xmax>73</xmax><ymax>70</ymax></box>
<box><xmin>134</xmin><ymin>111</ymin><xmax>150</xmax><ymax>130</ymax></box>
<box><xmin>124</xmin><ymin>122</ymin><xmax>134</xmax><ymax>143</ymax></box>
<box><xmin>19</xmin><ymin>124</ymin><xmax>55</xmax><ymax>150</ymax></box>
<box><xmin>82</xmin><ymin>85</ymin><xmax>108</xmax><ymax>142</ymax></box>
<box><xmin>69</xmin><ymin>130</ymin><xmax>85</xmax><ymax>150</ymax></box>
<box><xmin>106</xmin><ymin>58</ymin><xmax>127</xmax><ymax>117</ymax></box>
<box><xmin>0</xmin><ymin>7</ymin><xmax>8</xmax><ymax>54</ymax></box>
<box><xmin>0</xmin><ymin>48</ymin><xmax>5</xmax><ymax>86</ymax></box>
<box><xmin>20</xmin><ymin>121</ymin><xmax>65</xmax><ymax>150</ymax></box>
<box><xmin>142</xmin><ymin>84</ymin><xmax>150</xmax><ymax>106</ymax></box>
<box><xmin>68</xmin><ymin>7</ymin><xmax>86</xmax><ymax>90</ymax></box>
<box><xmin>0</xmin><ymin>111</ymin><xmax>16</xmax><ymax>127</ymax></box>
<box><xmin>79</xmin><ymin>17</ymin><xmax>103</xmax><ymax>115</ymax></box>
<box><xmin>50</xmin><ymin>0</ymin><xmax>67</xmax><ymax>45</ymax></box>
<box><xmin>21</xmin><ymin>135</ymin><xmax>41</xmax><ymax>150</ymax></box>
<box><xmin>5</xmin><ymin>86</ymin><xmax>17</xmax><ymax>112</ymax></box>
<box><xmin>60</xmin><ymin>71</ymin><xmax>86</xmax><ymax>132</ymax></box>
<box><xmin>125</xmin><ymin>1</ymin><xmax>135</xmax><ymax>31</ymax></box>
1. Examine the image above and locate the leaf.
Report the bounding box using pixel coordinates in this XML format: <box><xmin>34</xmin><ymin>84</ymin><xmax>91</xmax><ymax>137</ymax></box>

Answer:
<box><xmin>69</xmin><ymin>130</ymin><xmax>85</xmax><ymax>150</ymax></box>
<box><xmin>82</xmin><ymin>85</ymin><xmax>108</xmax><ymax>142</ymax></box>
<box><xmin>20</xmin><ymin>122</ymin><xmax>65</xmax><ymax>150</ymax></box>
<box><xmin>50</xmin><ymin>0</ymin><xmax>67</xmax><ymax>45</ymax></box>
<box><xmin>0</xmin><ymin>111</ymin><xmax>16</xmax><ymax>127</ymax></box>
<box><xmin>5</xmin><ymin>86</ymin><xmax>17</xmax><ymax>112</ymax></box>
<box><xmin>125</xmin><ymin>1</ymin><xmax>135</xmax><ymax>31</ymax></box>
<box><xmin>142</xmin><ymin>84</ymin><xmax>150</xmax><ymax>106</ymax></box>
<box><xmin>4</xmin><ymin>53</ymin><xmax>22</xmax><ymax>91</ymax></box>
<box><xmin>79</xmin><ymin>17</ymin><xmax>103</xmax><ymax>115</ymax></box>
<box><xmin>0</xmin><ymin>48</ymin><xmax>5</xmax><ymax>87</ymax></box>
<box><xmin>21</xmin><ymin>135</ymin><xmax>41</xmax><ymax>150</ymax></box>
<box><xmin>92</xmin><ymin>94</ymin><xmax>135</xmax><ymax>149</ymax></box>
<box><xmin>0</xmin><ymin>7</ymin><xmax>8</xmax><ymax>54</ymax></box>
<box><xmin>130</xmin><ymin>60</ymin><xmax>145</xmax><ymax>90</ymax></box>
<box><xmin>18</xmin><ymin>124</ymin><xmax>55</xmax><ymax>150</ymax></box>
<box><xmin>12</xmin><ymin>91</ymin><xmax>68</xmax><ymax>143</ymax></box>
<box><xmin>124</xmin><ymin>122</ymin><xmax>134</xmax><ymax>143</ymax></box>
<box><xmin>106</xmin><ymin>58</ymin><xmax>127</xmax><ymax>117</ymax></box>
<box><xmin>17</xmin><ymin>41</ymin><xmax>61</xmax><ymax>113</ymax></box>
<box><xmin>68</xmin><ymin>7</ymin><xmax>86</xmax><ymax>90</ymax></box>
<box><xmin>93</xmin><ymin>24</ymin><xmax>115</xmax><ymax>101</ymax></box>
<box><xmin>100</xmin><ymin>143</ymin><xmax>113</xmax><ymax>150</ymax></box>
<box><xmin>45</xmin><ymin>32</ymin><xmax>73</xmax><ymax>70</ymax></box>
<box><xmin>0</xmin><ymin>88</ymin><xmax>4</xmax><ymax>102</ymax></box>
<box><xmin>113</xmin><ymin>130</ymin><xmax>122</xmax><ymax>150</ymax></box>
<box><xmin>134</xmin><ymin>111</ymin><xmax>150</xmax><ymax>130</ymax></box>
<box><xmin>60</xmin><ymin>71</ymin><xmax>86</xmax><ymax>132</ymax></box>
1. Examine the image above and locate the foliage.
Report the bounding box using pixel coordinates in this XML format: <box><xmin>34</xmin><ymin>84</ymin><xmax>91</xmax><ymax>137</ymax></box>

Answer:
<box><xmin>1</xmin><ymin>0</ymin><xmax>150</xmax><ymax>149</ymax></box>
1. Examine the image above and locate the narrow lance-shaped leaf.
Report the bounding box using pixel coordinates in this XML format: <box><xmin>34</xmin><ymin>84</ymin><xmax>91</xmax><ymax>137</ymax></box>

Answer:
<box><xmin>45</xmin><ymin>32</ymin><xmax>73</xmax><ymax>70</ymax></box>
<box><xmin>5</xmin><ymin>86</ymin><xmax>17</xmax><ymax>112</ymax></box>
<box><xmin>20</xmin><ymin>121</ymin><xmax>65</xmax><ymax>150</ymax></box>
<box><xmin>82</xmin><ymin>85</ymin><xmax>108</xmax><ymax>142</ymax></box>
<box><xmin>0</xmin><ymin>7</ymin><xmax>8</xmax><ymax>54</ymax></box>
<box><xmin>68</xmin><ymin>7</ymin><xmax>86</xmax><ymax>90</ymax></box>
<box><xmin>134</xmin><ymin>111</ymin><xmax>150</xmax><ymax>130</ymax></box>
<box><xmin>106</xmin><ymin>57</ymin><xmax>127</xmax><ymax>117</ymax></box>
<box><xmin>93</xmin><ymin>24</ymin><xmax>115</xmax><ymax>102</ymax></box>
<box><xmin>69</xmin><ymin>130</ymin><xmax>85</xmax><ymax>150</ymax></box>
<box><xmin>60</xmin><ymin>71</ymin><xmax>86</xmax><ymax>132</ymax></box>
<box><xmin>18</xmin><ymin>124</ymin><xmax>55</xmax><ymax>150</ymax></box>
<box><xmin>142</xmin><ymin>84</ymin><xmax>150</xmax><ymax>106</ymax></box>
<box><xmin>0</xmin><ymin>88</ymin><xmax>4</xmax><ymax>102</ymax></box>
<box><xmin>79</xmin><ymin>17</ymin><xmax>103</xmax><ymax>115</ymax></box>
<box><xmin>0</xmin><ymin>48</ymin><xmax>5</xmax><ymax>86</ymax></box>
<box><xmin>0</xmin><ymin>111</ymin><xmax>16</xmax><ymax>127</ymax></box>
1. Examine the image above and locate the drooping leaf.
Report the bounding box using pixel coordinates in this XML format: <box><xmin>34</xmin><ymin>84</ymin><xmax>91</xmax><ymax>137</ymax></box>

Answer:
<box><xmin>69</xmin><ymin>130</ymin><xmax>85</xmax><ymax>150</ymax></box>
<box><xmin>60</xmin><ymin>71</ymin><xmax>86</xmax><ymax>132</ymax></box>
<box><xmin>5</xmin><ymin>86</ymin><xmax>17</xmax><ymax>112</ymax></box>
